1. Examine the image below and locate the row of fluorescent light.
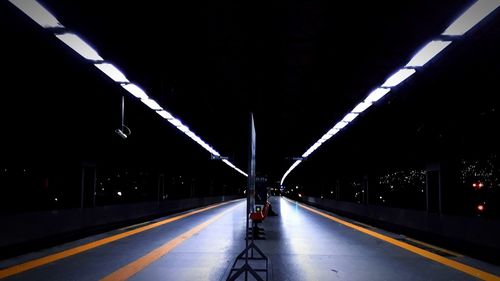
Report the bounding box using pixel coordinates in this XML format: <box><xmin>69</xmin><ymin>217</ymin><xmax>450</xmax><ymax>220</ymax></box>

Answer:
<box><xmin>9</xmin><ymin>0</ymin><xmax>248</xmax><ymax>177</ymax></box>
<box><xmin>281</xmin><ymin>0</ymin><xmax>500</xmax><ymax>186</ymax></box>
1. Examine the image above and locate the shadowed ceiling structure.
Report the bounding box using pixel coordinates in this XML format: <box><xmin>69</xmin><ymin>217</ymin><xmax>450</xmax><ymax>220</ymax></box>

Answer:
<box><xmin>1</xmin><ymin>0</ymin><xmax>499</xmax><ymax>186</ymax></box>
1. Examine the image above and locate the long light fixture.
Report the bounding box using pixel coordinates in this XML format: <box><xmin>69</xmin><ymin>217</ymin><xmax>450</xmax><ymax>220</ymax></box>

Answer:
<box><xmin>9</xmin><ymin>0</ymin><xmax>247</xmax><ymax>178</ymax></box>
<box><xmin>281</xmin><ymin>160</ymin><xmax>302</xmax><ymax>186</ymax></box>
<box><xmin>94</xmin><ymin>63</ymin><xmax>129</xmax><ymax>83</ymax></box>
<box><xmin>381</xmin><ymin>69</ymin><xmax>416</xmax><ymax>88</ymax></box>
<box><xmin>352</xmin><ymin>102</ymin><xmax>372</xmax><ymax>113</ymax></box>
<box><xmin>342</xmin><ymin>113</ymin><xmax>359</xmax><ymax>123</ymax></box>
<box><xmin>443</xmin><ymin>0</ymin><xmax>500</xmax><ymax>36</ymax></box>
<box><xmin>406</xmin><ymin>40</ymin><xmax>452</xmax><ymax>67</ymax></box>
<box><xmin>365</xmin><ymin>88</ymin><xmax>391</xmax><ymax>103</ymax></box>
<box><xmin>122</xmin><ymin>84</ymin><xmax>149</xmax><ymax>100</ymax></box>
<box><xmin>9</xmin><ymin>0</ymin><xmax>63</xmax><ymax>28</ymax></box>
<box><xmin>280</xmin><ymin>0</ymin><xmax>500</xmax><ymax>186</ymax></box>
<box><xmin>55</xmin><ymin>33</ymin><xmax>103</xmax><ymax>61</ymax></box>
<box><xmin>333</xmin><ymin>121</ymin><xmax>348</xmax><ymax>130</ymax></box>
<box><xmin>141</xmin><ymin>99</ymin><xmax>162</xmax><ymax>111</ymax></box>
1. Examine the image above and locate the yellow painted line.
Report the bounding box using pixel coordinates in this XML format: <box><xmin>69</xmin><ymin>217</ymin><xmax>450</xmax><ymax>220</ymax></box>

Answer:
<box><xmin>101</xmin><ymin>204</ymin><xmax>238</xmax><ymax>281</ymax></box>
<box><xmin>405</xmin><ymin>237</ymin><xmax>463</xmax><ymax>258</ymax></box>
<box><xmin>0</xmin><ymin>200</ymin><xmax>237</xmax><ymax>279</ymax></box>
<box><xmin>292</xmin><ymin>200</ymin><xmax>500</xmax><ymax>281</ymax></box>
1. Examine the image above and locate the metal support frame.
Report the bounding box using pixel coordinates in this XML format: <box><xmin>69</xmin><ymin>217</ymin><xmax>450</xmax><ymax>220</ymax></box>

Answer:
<box><xmin>226</xmin><ymin>114</ymin><xmax>268</xmax><ymax>281</ymax></box>
<box><xmin>227</xmin><ymin>230</ymin><xmax>268</xmax><ymax>281</ymax></box>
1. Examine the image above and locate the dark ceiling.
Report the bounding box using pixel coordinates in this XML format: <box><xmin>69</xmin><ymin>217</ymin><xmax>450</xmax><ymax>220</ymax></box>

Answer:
<box><xmin>1</xmin><ymin>0</ymin><xmax>499</xmax><ymax>185</ymax></box>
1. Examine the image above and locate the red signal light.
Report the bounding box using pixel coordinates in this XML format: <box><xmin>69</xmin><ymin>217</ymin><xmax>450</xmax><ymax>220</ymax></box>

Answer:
<box><xmin>477</xmin><ymin>204</ymin><xmax>485</xmax><ymax>212</ymax></box>
<box><xmin>472</xmin><ymin>182</ymin><xmax>484</xmax><ymax>190</ymax></box>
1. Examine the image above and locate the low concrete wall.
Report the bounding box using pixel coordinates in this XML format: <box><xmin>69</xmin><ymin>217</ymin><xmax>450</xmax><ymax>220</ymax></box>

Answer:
<box><xmin>0</xmin><ymin>196</ymin><xmax>239</xmax><ymax>251</ymax></box>
<box><xmin>301</xmin><ymin>196</ymin><xmax>500</xmax><ymax>260</ymax></box>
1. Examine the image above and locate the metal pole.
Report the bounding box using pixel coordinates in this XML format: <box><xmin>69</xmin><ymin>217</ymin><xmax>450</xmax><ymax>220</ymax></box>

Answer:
<box><xmin>121</xmin><ymin>95</ymin><xmax>125</xmax><ymax>130</ymax></box>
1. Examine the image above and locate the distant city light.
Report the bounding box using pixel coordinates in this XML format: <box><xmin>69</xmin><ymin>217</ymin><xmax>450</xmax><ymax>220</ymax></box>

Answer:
<box><xmin>54</xmin><ymin>198</ymin><xmax>58</xmax><ymax>202</ymax></box>
<box><xmin>122</xmin><ymin>83</ymin><xmax>149</xmax><ymax>100</ymax></box>
<box><xmin>477</xmin><ymin>204</ymin><xmax>485</xmax><ymax>212</ymax></box>
<box><xmin>117</xmin><ymin>191</ymin><xmax>122</xmax><ymax>196</ymax></box>
<box><xmin>443</xmin><ymin>0</ymin><xmax>500</xmax><ymax>36</ymax></box>
<box><xmin>9</xmin><ymin>0</ymin><xmax>64</xmax><ymax>28</ymax></box>
<box><xmin>55</xmin><ymin>33</ymin><xmax>103</xmax><ymax>61</ymax></box>
<box><xmin>381</xmin><ymin>69</ymin><xmax>416</xmax><ymax>88</ymax></box>
<box><xmin>94</xmin><ymin>63</ymin><xmax>129</xmax><ymax>83</ymax></box>
<box><xmin>365</xmin><ymin>88</ymin><xmax>391</xmax><ymax>103</ymax></box>
<box><xmin>406</xmin><ymin>40</ymin><xmax>452</xmax><ymax>67</ymax></box>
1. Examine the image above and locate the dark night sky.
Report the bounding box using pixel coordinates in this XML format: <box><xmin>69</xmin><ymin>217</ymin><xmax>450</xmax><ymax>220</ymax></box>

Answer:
<box><xmin>1</xmin><ymin>0</ymin><xmax>499</xmax><ymax>185</ymax></box>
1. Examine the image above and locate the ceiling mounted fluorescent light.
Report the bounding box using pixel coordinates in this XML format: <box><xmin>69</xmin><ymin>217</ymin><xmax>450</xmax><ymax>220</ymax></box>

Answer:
<box><xmin>365</xmin><ymin>88</ymin><xmax>391</xmax><ymax>103</ymax></box>
<box><xmin>443</xmin><ymin>0</ymin><xmax>500</xmax><ymax>36</ymax></box>
<box><xmin>352</xmin><ymin>102</ymin><xmax>372</xmax><ymax>113</ymax></box>
<box><xmin>406</xmin><ymin>40</ymin><xmax>452</xmax><ymax>67</ymax></box>
<box><xmin>141</xmin><ymin>99</ymin><xmax>162</xmax><ymax>110</ymax></box>
<box><xmin>333</xmin><ymin>121</ymin><xmax>348</xmax><ymax>130</ymax></box>
<box><xmin>157</xmin><ymin>110</ymin><xmax>174</xmax><ymax>120</ymax></box>
<box><xmin>193</xmin><ymin>137</ymin><xmax>204</xmax><ymax>145</ymax></box>
<box><xmin>9</xmin><ymin>0</ymin><xmax>64</xmax><ymax>28</ymax></box>
<box><xmin>327</xmin><ymin>128</ymin><xmax>340</xmax><ymax>136</ymax></box>
<box><xmin>381</xmin><ymin>68</ymin><xmax>416</xmax><ymax>88</ymax></box>
<box><xmin>122</xmin><ymin>83</ymin><xmax>148</xmax><ymax>100</ymax></box>
<box><xmin>55</xmin><ymin>33</ymin><xmax>103</xmax><ymax>61</ymax></box>
<box><xmin>236</xmin><ymin>169</ymin><xmax>248</xmax><ymax>177</ymax></box>
<box><xmin>311</xmin><ymin>143</ymin><xmax>321</xmax><ymax>151</ymax></box>
<box><xmin>185</xmin><ymin>131</ymin><xmax>197</xmax><ymax>139</ymax></box>
<box><xmin>222</xmin><ymin>159</ymin><xmax>235</xmax><ymax>168</ymax></box>
<box><xmin>223</xmin><ymin>160</ymin><xmax>248</xmax><ymax>176</ymax></box>
<box><xmin>302</xmin><ymin>150</ymin><xmax>312</xmax><ymax>157</ymax></box>
<box><xmin>280</xmin><ymin>160</ymin><xmax>302</xmax><ymax>186</ymax></box>
<box><xmin>94</xmin><ymin>63</ymin><xmax>129</xmax><ymax>83</ymax></box>
<box><xmin>291</xmin><ymin>160</ymin><xmax>302</xmax><ymax>169</ymax></box>
<box><xmin>280</xmin><ymin>0</ymin><xmax>500</xmax><ymax>186</ymax></box>
<box><xmin>320</xmin><ymin>133</ymin><xmax>333</xmax><ymax>142</ymax></box>
<box><xmin>342</xmin><ymin>113</ymin><xmax>359</xmax><ymax>122</ymax></box>
<box><xmin>178</xmin><ymin>125</ymin><xmax>190</xmax><ymax>133</ymax></box>
<box><xmin>208</xmin><ymin>148</ymin><xmax>220</xmax><ymax>156</ymax></box>
<box><xmin>168</xmin><ymin>118</ymin><xmax>183</xmax><ymax>127</ymax></box>
<box><xmin>10</xmin><ymin>1</ymin><xmax>247</xmax><ymax>179</ymax></box>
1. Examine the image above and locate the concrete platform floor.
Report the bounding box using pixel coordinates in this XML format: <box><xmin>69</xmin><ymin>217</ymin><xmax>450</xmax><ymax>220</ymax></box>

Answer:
<box><xmin>1</xmin><ymin>197</ymin><xmax>499</xmax><ymax>280</ymax></box>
